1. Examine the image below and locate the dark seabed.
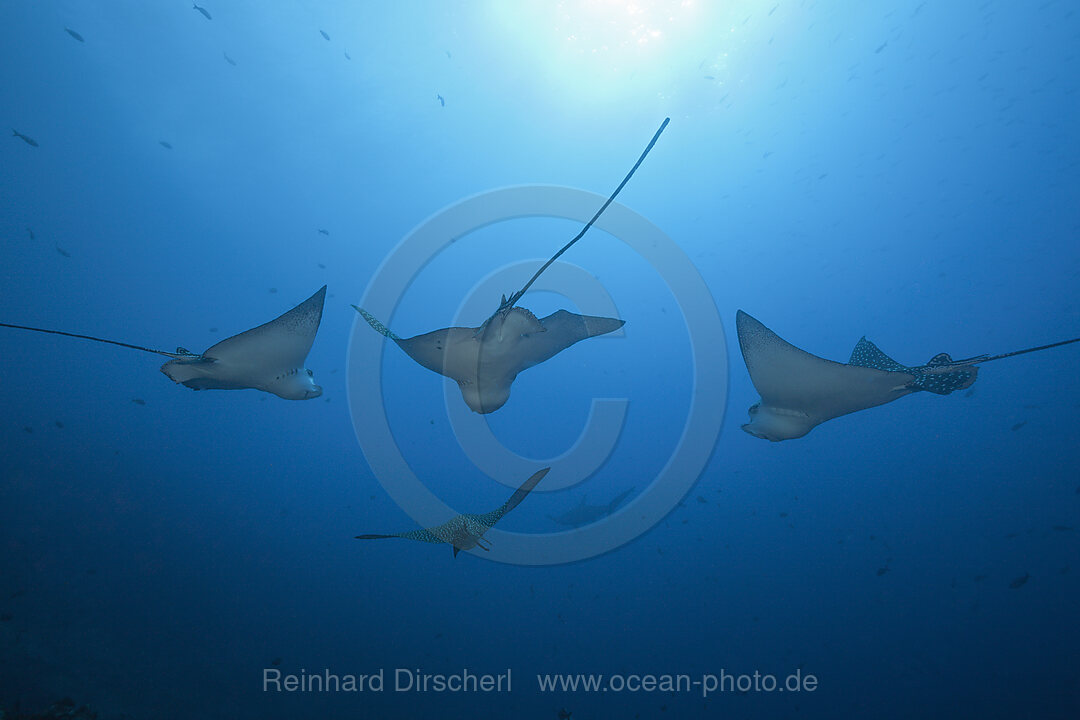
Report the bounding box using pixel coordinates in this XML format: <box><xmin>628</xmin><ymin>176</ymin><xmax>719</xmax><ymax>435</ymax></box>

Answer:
<box><xmin>1</xmin><ymin>1</ymin><xmax>1078</xmax><ymax>719</ymax></box>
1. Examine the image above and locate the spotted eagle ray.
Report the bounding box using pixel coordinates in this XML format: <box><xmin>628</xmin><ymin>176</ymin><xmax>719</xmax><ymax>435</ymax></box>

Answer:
<box><xmin>356</xmin><ymin>118</ymin><xmax>669</xmax><ymax>413</ymax></box>
<box><xmin>737</xmin><ymin>309</ymin><xmax>1080</xmax><ymax>441</ymax></box>
<box><xmin>0</xmin><ymin>286</ymin><xmax>326</xmax><ymax>400</ymax></box>
<box><xmin>355</xmin><ymin>306</ymin><xmax>623</xmax><ymax>413</ymax></box>
<box><xmin>355</xmin><ymin>467</ymin><xmax>550</xmax><ymax>556</ymax></box>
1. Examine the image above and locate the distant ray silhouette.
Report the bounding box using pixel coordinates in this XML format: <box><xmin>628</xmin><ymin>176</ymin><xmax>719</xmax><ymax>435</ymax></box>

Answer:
<box><xmin>547</xmin><ymin>487</ymin><xmax>635</xmax><ymax>528</ymax></box>
<box><xmin>737</xmin><ymin>309</ymin><xmax>1080</xmax><ymax>441</ymax></box>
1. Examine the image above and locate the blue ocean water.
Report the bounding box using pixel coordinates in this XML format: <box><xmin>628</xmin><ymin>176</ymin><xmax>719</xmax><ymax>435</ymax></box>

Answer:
<box><xmin>1</xmin><ymin>1</ymin><xmax>1078</xmax><ymax>718</ymax></box>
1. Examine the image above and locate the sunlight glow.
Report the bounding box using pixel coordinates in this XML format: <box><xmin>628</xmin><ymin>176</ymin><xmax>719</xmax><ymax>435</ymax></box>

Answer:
<box><xmin>490</xmin><ymin>0</ymin><xmax>709</xmax><ymax>101</ymax></box>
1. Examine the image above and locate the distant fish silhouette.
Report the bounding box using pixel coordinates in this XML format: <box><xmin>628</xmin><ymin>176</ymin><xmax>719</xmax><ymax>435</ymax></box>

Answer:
<box><xmin>55</xmin><ymin>243</ymin><xmax>71</xmax><ymax>258</ymax></box>
<box><xmin>193</xmin><ymin>3</ymin><xmax>212</xmax><ymax>20</ymax></box>
<box><xmin>64</xmin><ymin>27</ymin><xmax>85</xmax><ymax>42</ymax></box>
<box><xmin>132</xmin><ymin>398</ymin><xmax>146</xmax><ymax>406</ymax></box>
<box><xmin>875</xmin><ymin>42</ymin><xmax>888</xmax><ymax>54</ymax></box>
<box><xmin>223</xmin><ymin>52</ymin><xmax>237</xmax><ymax>66</ymax></box>
<box><xmin>159</xmin><ymin>140</ymin><xmax>173</xmax><ymax>149</ymax></box>
<box><xmin>437</xmin><ymin>93</ymin><xmax>445</xmax><ymax>107</ymax></box>
<box><xmin>344</xmin><ymin>50</ymin><xmax>351</xmax><ymax>60</ymax></box>
<box><xmin>12</xmin><ymin>129</ymin><xmax>38</xmax><ymax>147</ymax></box>
<box><xmin>27</xmin><ymin>227</ymin><xmax>35</xmax><ymax>241</ymax></box>
<box><xmin>320</xmin><ymin>29</ymin><xmax>330</xmax><ymax>41</ymax></box>
<box><xmin>737</xmin><ymin>310</ymin><xmax>1080</xmax><ymax>441</ymax></box>
<box><xmin>356</xmin><ymin>468</ymin><xmax>550</xmax><ymax>557</ymax></box>
<box><xmin>1008</xmin><ymin>573</ymin><xmax>1029</xmax><ymax>589</ymax></box>
<box><xmin>558</xmin><ymin>710</ymin><xmax>572</xmax><ymax>720</ymax></box>
<box><xmin>317</xmin><ymin>228</ymin><xmax>330</xmax><ymax>236</ymax></box>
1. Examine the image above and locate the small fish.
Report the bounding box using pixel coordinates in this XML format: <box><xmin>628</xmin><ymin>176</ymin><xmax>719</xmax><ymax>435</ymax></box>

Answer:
<box><xmin>1052</xmin><ymin>525</ymin><xmax>1074</xmax><ymax>532</ymax></box>
<box><xmin>132</xmin><ymin>398</ymin><xmax>146</xmax><ymax>406</ymax></box>
<box><xmin>223</xmin><ymin>52</ymin><xmax>237</xmax><ymax>66</ymax></box>
<box><xmin>27</xmin><ymin>227</ymin><xmax>35</xmax><ymax>240</ymax></box>
<box><xmin>964</xmin><ymin>388</ymin><xmax>976</xmax><ymax>398</ymax></box>
<box><xmin>876</xmin><ymin>567</ymin><xmax>889</xmax><ymax>576</ymax></box>
<box><xmin>55</xmin><ymin>243</ymin><xmax>71</xmax><ymax>258</ymax></box>
<box><xmin>193</xmin><ymin>3</ymin><xmax>212</xmax><ymax>20</ymax></box>
<box><xmin>317</xmin><ymin>263</ymin><xmax>326</xmax><ymax>269</ymax></box>
<box><xmin>974</xmin><ymin>574</ymin><xmax>987</xmax><ymax>582</ymax></box>
<box><xmin>12</xmin><ymin>129</ymin><xmax>38</xmax><ymax>147</ymax></box>
<box><xmin>1010</xmin><ymin>421</ymin><xmax>1026</xmax><ymax>431</ymax></box>
<box><xmin>159</xmin><ymin>140</ymin><xmax>173</xmax><ymax>149</ymax></box>
<box><xmin>0</xmin><ymin>613</ymin><xmax>12</xmax><ymax>622</ymax></box>
<box><xmin>445</xmin><ymin>50</ymin><xmax>452</xmax><ymax>59</ymax></box>
<box><xmin>344</xmin><ymin>50</ymin><xmax>351</xmax><ymax>60</ymax></box>
<box><xmin>436</xmin><ymin>93</ymin><xmax>445</xmax><ymax>107</ymax></box>
<box><xmin>55</xmin><ymin>420</ymin><xmax>64</xmax><ymax>429</ymax></box>
<box><xmin>762</xmin><ymin>151</ymin><xmax>773</xmax><ymax>159</ymax></box>
<box><xmin>271</xmin><ymin>657</ymin><xmax>282</xmax><ymax>666</ymax></box>
<box><xmin>874</xmin><ymin>42</ymin><xmax>887</xmax><ymax>54</ymax></box>
<box><xmin>703</xmin><ymin>75</ymin><xmax>715</xmax><ymax>80</ymax></box>
<box><xmin>317</xmin><ymin>228</ymin><xmax>330</xmax><ymax>236</ymax></box>
<box><xmin>1008</xmin><ymin>573</ymin><xmax>1029</xmax><ymax>589</ymax></box>
<box><xmin>64</xmin><ymin>27</ymin><xmax>85</xmax><ymax>42</ymax></box>
<box><xmin>768</xmin><ymin>3</ymin><xmax>779</xmax><ymax>16</ymax></box>
<box><xmin>558</xmin><ymin>710</ymin><xmax>572</xmax><ymax>720</ymax></box>
<box><xmin>23</xmin><ymin>426</ymin><xmax>33</xmax><ymax>434</ymax></box>
<box><xmin>269</xmin><ymin>287</ymin><xmax>278</xmax><ymax>294</ymax></box>
<box><xmin>320</xmin><ymin>29</ymin><xmax>330</xmax><ymax>41</ymax></box>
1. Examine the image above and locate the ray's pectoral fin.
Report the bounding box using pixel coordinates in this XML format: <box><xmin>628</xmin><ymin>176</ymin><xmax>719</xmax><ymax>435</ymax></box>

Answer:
<box><xmin>161</xmin><ymin>286</ymin><xmax>326</xmax><ymax>400</ymax></box>
<box><xmin>510</xmin><ymin>309</ymin><xmax>625</xmax><ymax>371</ymax></box>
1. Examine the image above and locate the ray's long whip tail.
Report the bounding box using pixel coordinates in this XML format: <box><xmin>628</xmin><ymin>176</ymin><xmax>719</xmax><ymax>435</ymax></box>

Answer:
<box><xmin>0</xmin><ymin>322</ymin><xmax>195</xmax><ymax>359</ymax></box>
<box><xmin>497</xmin><ymin>117</ymin><xmax>671</xmax><ymax>316</ymax></box>
<box><xmin>938</xmin><ymin>335</ymin><xmax>1080</xmax><ymax>368</ymax></box>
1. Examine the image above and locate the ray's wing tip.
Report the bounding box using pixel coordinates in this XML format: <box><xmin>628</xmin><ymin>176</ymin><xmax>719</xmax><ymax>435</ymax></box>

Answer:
<box><xmin>306</xmin><ymin>284</ymin><xmax>327</xmax><ymax>306</ymax></box>
<box><xmin>735</xmin><ymin>309</ymin><xmax>758</xmax><ymax>334</ymax></box>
